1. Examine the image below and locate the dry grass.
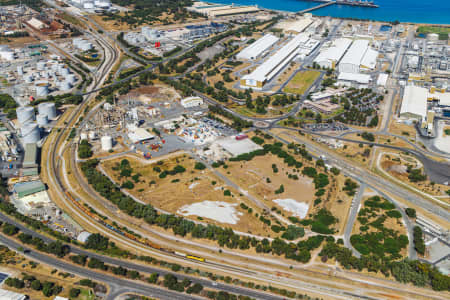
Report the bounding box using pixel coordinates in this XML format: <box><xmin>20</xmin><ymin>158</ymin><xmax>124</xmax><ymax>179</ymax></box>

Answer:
<box><xmin>380</xmin><ymin>153</ymin><xmax>450</xmax><ymax>197</ymax></box>
<box><xmin>0</xmin><ymin>246</ymin><xmax>96</xmax><ymax>299</ymax></box>
<box><xmin>101</xmin><ymin>155</ymin><xmax>273</xmax><ymax>236</ymax></box>
<box><xmin>218</xmin><ymin>154</ymin><xmax>315</xmax><ymax>217</ymax></box>
<box><xmin>283</xmin><ymin>70</ymin><xmax>321</xmax><ymax>95</ymax></box>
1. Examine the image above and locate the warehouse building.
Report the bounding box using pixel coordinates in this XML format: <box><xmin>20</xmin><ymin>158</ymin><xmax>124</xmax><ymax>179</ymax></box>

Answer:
<box><xmin>337</xmin><ymin>72</ymin><xmax>372</xmax><ymax>87</ymax></box>
<box><xmin>181</xmin><ymin>96</ymin><xmax>203</xmax><ymax>108</ymax></box>
<box><xmin>400</xmin><ymin>85</ymin><xmax>428</xmax><ymax>121</ymax></box>
<box><xmin>236</xmin><ymin>34</ymin><xmax>279</xmax><ymax>60</ymax></box>
<box><xmin>127</xmin><ymin>127</ymin><xmax>156</xmax><ymax>144</ymax></box>
<box><xmin>360</xmin><ymin>48</ymin><xmax>379</xmax><ymax>70</ymax></box>
<box><xmin>0</xmin><ymin>289</ymin><xmax>26</xmax><ymax>300</ymax></box>
<box><xmin>23</xmin><ymin>143</ymin><xmax>38</xmax><ymax>169</ymax></box>
<box><xmin>188</xmin><ymin>3</ymin><xmax>259</xmax><ymax>17</ymax></box>
<box><xmin>314</xmin><ymin>38</ymin><xmax>352</xmax><ymax>69</ymax></box>
<box><xmin>215</xmin><ymin>136</ymin><xmax>262</xmax><ymax>157</ymax></box>
<box><xmin>240</xmin><ymin>33</ymin><xmax>310</xmax><ymax>89</ymax></box>
<box><xmin>339</xmin><ymin>39</ymin><xmax>375</xmax><ymax>73</ymax></box>
<box><xmin>276</xmin><ymin>16</ymin><xmax>314</xmax><ymax>34</ymax></box>
<box><xmin>13</xmin><ymin>180</ymin><xmax>46</xmax><ymax>199</ymax></box>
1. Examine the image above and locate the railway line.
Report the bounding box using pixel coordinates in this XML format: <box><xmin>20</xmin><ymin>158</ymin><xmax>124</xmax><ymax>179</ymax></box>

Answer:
<box><xmin>34</xmin><ymin>3</ymin><xmax>450</xmax><ymax>299</ymax></box>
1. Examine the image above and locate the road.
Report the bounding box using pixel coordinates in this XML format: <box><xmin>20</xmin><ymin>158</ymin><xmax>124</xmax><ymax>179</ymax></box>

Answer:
<box><xmin>0</xmin><ymin>232</ymin><xmax>204</xmax><ymax>300</ymax></box>
<box><xmin>343</xmin><ymin>183</ymin><xmax>366</xmax><ymax>258</ymax></box>
<box><xmin>274</xmin><ymin>129</ymin><xmax>450</xmax><ymax>222</ymax></box>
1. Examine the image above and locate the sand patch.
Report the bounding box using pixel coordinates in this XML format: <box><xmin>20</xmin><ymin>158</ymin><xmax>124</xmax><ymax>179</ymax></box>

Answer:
<box><xmin>273</xmin><ymin>199</ymin><xmax>309</xmax><ymax>219</ymax></box>
<box><xmin>178</xmin><ymin>201</ymin><xmax>243</xmax><ymax>224</ymax></box>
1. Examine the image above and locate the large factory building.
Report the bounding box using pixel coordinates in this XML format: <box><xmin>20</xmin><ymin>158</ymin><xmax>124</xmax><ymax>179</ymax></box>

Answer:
<box><xmin>236</xmin><ymin>34</ymin><xmax>279</xmax><ymax>61</ymax></box>
<box><xmin>240</xmin><ymin>33</ymin><xmax>311</xmax><ymax>90</ymax></box>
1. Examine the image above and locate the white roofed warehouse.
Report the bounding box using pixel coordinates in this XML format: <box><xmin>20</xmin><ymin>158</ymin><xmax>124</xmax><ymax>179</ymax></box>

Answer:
<box><xmin>240</xmin><ymin>33</ymin><xmax>312</xmax><ymax>90</ymax></box>
<box><xmin>314</xmin><ymin>38</ymin><xmax>352</xmax><ymax>69</ymax></box>
<box><xmin>236</xmin><ymin>34</ymin><xmax>279</xmax><ymax>60</ymax></box>
<box><xmin>339</xmin><ymin>39</ymin><xmax>370</xmax><ymax>73</ymax></box>
<box><xmin>400</xmin><ymin>85</ymin><xmax>428</xmax><ymax>121</ymax></box>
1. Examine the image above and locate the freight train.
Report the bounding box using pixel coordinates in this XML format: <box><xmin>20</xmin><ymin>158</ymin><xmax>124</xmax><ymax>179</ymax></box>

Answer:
<box><xmin>64</xmin><ymin>191</ymin><xmax>205</xmax><ymax>262</ymax></box>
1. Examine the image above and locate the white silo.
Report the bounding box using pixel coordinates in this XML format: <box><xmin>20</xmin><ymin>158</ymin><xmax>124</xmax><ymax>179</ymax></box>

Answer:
<box><xmin>17</xmin><ymin>66</ymin><xmax>24</xmax><ymax>76</ymax></box>
<box><xmin>60</xmin><ymin>81</ymin><xmax>72</xmax><ymax>91</ymax></box>
<box><xmin>35</xmin><ymin>81</ymin><xmax>49</xmax><ymax>97</ymax></box>
<box><xmin>88</xmin><ymin>131</ymin><xmax>96</xmax><ymax>140</ymax></box>
<box><xmin>36</xmin><ymin>61</ymin><xmax>46</xmax><ymax>71</ymax></box>
<box><xmin>38</xmin><ymin>102</ymin><xmax>57</xmax><ymax>120</ymax></box>
<box><xmin>36</xmin><ymin>114</ymin><xmax>48</xmax><ymax>126</ymax></box>
<box><xmin>80</xmin><ymin>132</ymin><xmax>88</xmax><ymax>140</ymax></box>
<box><xmin>17</xmin><ymin>106</ymin><xmax>35</xmax><ymax>124</ymax></box>
<box><xmin>101</xmin><ymin>135</ymin><xmax>113</xmax><ymax>151</ymax></box>
<box><xmin>21</xmin><ymin>122</ymin><xmax>40</xmax><ymax>143</ymax></box>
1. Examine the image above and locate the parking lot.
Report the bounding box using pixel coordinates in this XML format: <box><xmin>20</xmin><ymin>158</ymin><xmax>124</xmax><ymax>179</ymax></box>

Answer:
<box><xmin>303</xmin><ymin>122</ymin><xmax>349</xmax><ymax>132</ymax></box>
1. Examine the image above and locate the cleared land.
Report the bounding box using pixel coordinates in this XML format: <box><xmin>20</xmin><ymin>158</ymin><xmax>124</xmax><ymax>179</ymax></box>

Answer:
<box><xmin>101</xmin><ymin>155</ymin><xmax>272</xmax><ymax>236</ymax></box>
<box><xmin>283</xmin><ymin>70</ymin><xmax>321</xmax><ymax>95</ymax></box>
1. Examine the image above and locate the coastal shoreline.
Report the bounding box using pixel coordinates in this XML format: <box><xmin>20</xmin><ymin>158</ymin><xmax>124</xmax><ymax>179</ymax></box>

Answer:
<box><xmin>204</xmin><ymin>0</ymin><xmax>450</xmax><ymax>25</ymax></box>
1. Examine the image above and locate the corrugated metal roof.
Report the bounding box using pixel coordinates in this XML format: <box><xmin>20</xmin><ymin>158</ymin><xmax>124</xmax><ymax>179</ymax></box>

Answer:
<box><xmin>314</xmin><ymin>38</ymin><xmax>352</xmax><ymax>65</ymax></box>
<box><xmin>340</xmin><ymin>39</ymin><xmax>369</xmax><ymax>66</ymax></box>
<box><xmin>0</xmin><ymin>288</ymin><xmax>26</xmax><ymax>300</ymax></box>
<box><xmin>13</xmin><ymin>180</ymin><xmax>45</xmax><ymax>198</ymax></box>
<box><xmin>236</xmin><ymin>34</ymin><xmax>279</xmax><ymax>60</ymax></box>
<box><xmin>400</xmin><ymin>86</ymin><xmax>428</xmax><ymax>120</ymax></box>
<box><xmin>23</xmin><ymin>143</ymin><xmax>38</xmax><ymax>168</ymax></box>
<box><xmin>243</xmin><ymin>33</ymin><xmax>309</xmax><ymax>83</ymax></box>
<box><xmin>361</xmin><ymin>48</ymin><xmax>379</xmax><ymax>69</ymax></box>
<box><xmin>338</xmin><ymin>72</ymin><xmax>371</xmax><ymax>84</ymax></box>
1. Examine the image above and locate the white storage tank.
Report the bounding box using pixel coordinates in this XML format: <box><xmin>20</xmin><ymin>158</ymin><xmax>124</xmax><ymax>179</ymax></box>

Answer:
<box><xmin>21</xmin><ymin>122</ymin><xmax>40</xmax><ymax>143</ymax></box>
<box><xmin>38</xmin><ymin>102</ymin><xmax>57</xmax><ymax>120</ymax></box>
<box><xmin>17</xmin><ymin>106</ymin><xmax>35</xmax><ymax>124</ymax></box>
<box><xmin>80</xmin><ymin>132</ymin><xmax>88</xmax><ymax>140</ymax></box>
<box><xmin>101</xmin><ymin>135</ymin><xmax>113</xmax><ymax>151</ymax></box>
<box><xmin>60</xmin><ymin>81</ymin><xmax>72</xmax><ymax>91</ymax></box>
<box><xmin>17</xmin><ymin>66</ymin><xmax>23</xmax><ymax>76</ymax></box>
<box><xmin>35</xmin><ymin>81</ymin><xmax>49</xmax><ymax>97</ymax></box>
<box><xmin>36</xmin><ymin>114</ymin><xmax>48</xmax><ymax>126</ymax></box>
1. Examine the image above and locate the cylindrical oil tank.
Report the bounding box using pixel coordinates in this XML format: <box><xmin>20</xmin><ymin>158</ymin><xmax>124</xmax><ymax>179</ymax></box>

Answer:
<box><xmin>21</xmin><ymin>122</ymin><xmax>40</xmax><ymax>144</ymax></box>
<box><xmin>88</xmin><ymin>131</ymin><xmax>96</xmax><ymax>140</ymax></box>
<box><xmin>37</xmin><ymin>102</ymin><xmax>57</xmax><ymax>120</ymax></box>
<box><xmin>17</xmin><ymin>106</ymin><xmax>35</xmax><ymax>124</ymax></box>
<box><xmin>36</xmin><ymin>114</ymin><xmax>48</xmax><ymax>126</ymax></box>
<box><xmin>17</xmin><ymin>66</ymin><xmax>23</xmax><ymax>76</ymax></box>
<box><xmin>60</xmin><ymin>81</ymin><xmax>72</xmax><ymax>91</ymax></box>
<box><xmin>36</xmin><ymin>61</ymin><xmax>46</xmax><ymax>71</ymax></box>
<box><xmin>80</xmin><ymin>132</ymin><xmax>88</xmax><ymax>140</ymax></box>
<box><xmin>35</xmin><ymin>81</ymin><xmax>49</xmax><ymax>97</ymax></box>
<box><xmin>101</xmin><ymin>135</ymin><xmax>113</xmax><ymax>151</ymax></box>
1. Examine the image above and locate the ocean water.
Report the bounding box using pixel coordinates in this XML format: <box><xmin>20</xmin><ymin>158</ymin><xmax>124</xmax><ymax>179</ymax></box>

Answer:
<box><xmin>205</xmin><ymin>0</ymin><xmax>450</xmax><ymax>24</ymax></box>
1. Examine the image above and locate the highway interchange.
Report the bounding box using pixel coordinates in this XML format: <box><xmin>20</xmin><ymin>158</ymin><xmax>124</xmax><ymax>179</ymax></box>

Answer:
<box><xmin>1</xmin><ymin>2</ymin><xmax>449</xmax><ymax>299</ymax></box>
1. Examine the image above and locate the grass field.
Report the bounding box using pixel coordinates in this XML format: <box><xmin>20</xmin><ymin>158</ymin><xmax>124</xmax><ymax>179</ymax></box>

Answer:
<box><xmin>417</xmin><ymin>25</ymin><xmax>450</xmax><ymax>35</ymax></box>
<box><xmin>283</xmin><ymin>70</ymin><xmax>321</xmax><ymax>95</ymax></box>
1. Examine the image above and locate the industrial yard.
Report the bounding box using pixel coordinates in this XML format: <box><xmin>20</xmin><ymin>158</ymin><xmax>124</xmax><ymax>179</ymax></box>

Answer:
<box><xmin>0</xmin><ymin>0</ymin><xmax>449</xmax><ymax>299</ymax></box>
